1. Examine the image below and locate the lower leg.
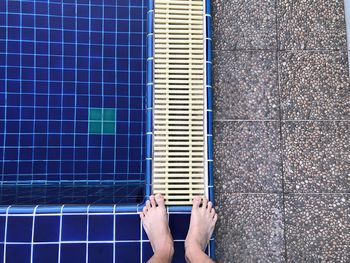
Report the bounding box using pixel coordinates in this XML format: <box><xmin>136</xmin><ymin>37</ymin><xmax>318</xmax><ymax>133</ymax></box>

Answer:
<box><xmin>185</xmin><ymin>196</ymin><xmax>217</xmax><ymax>263</ymax></box>
<box><xmin>148</xmin><ymin>249</ymin><xmax>174</xmax><ymax>263</ymax></box>
<box><xmin>185</xmin><ymin>247</ymin><xmax>214</xmax><ymax>263</ymax></box>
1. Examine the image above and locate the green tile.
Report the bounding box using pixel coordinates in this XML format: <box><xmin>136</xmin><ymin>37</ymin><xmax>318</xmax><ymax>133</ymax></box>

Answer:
<box><xmin>103</xmin><ymin>122</ymin><xmax>115</xmax><ymax>134</ymax></box>
<box><xmin>103</xmin><ymin>109</ymin><xmax>116</xmax><ymax>121</ymax></box>
<box><xmin>89</xmin><ymin>121</ymin><xmax>102</xmax><ymax>134</ymax></box>
<box><xmin>89</xmin><ymin>108</ymin><xmax>116</xmax><ymax>134</ymax></box>
<box><xmin>89</xmin><ymin>108</ymin><xmax>103</xmax><ymax>121</ymax></box>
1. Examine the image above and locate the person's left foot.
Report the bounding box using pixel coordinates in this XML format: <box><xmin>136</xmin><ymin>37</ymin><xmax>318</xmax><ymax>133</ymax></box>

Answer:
<box><xmin>185</xmin><ymin>196</ymin><xmax>217</xmax><ymax>257</ymax></box>
<box><xmin>140</xmin><ymin>194</ymin><xmax>174</xmax><ymax>257</ymax></box>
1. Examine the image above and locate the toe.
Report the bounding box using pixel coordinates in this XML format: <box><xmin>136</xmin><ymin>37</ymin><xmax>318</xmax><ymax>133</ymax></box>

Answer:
<box><xmin>192</xmin><ymin>196</ymin><xmax>201</xmax><ymax>208</ymax></box>
<box><xmin>146</xmin><ymin>200</ymin><xmax>151</xmax><ymax>209</ymax></box>
<box><xmin>155</xmin><ymin>193</ymin><xmax>165</xmax><ymax>207</ymax></box>
<box><xmin>202</xmin><ymin>196</ymin><xmax>208</xmax><ymax>209</ymax></box>
<box><xmin>139</xmin><ymin>212</ymin><xmax>145</xmax><ymax>219</ymax></box>
<box><xmin>210</xmin><ymin>208</ymin><xmax>215</xmax><ymax>215</ymax></box>
<box><xmin>213</xmin><ymin>213</ymin><xmax>218</xmax><ymax>222</ymax></box>
<box><xmin>150</xmin><ymin>195</ymin><xmax>156</xmax><ymax>207</ymax></box>
<box><xmin>143</xmin><ymin>206</ymin><xmax>148</xmax><ymax>214</ymax></box>
<box><xmin>207</xmin><ymin>201</ymin><xmax>213</xmax><ymax>211</ymax></box>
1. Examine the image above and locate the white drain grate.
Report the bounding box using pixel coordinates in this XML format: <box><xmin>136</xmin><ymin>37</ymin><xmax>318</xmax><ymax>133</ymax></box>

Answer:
<box><xmin>152</xmin><ymin>0</ymin><xmax>207</xmax><ymax>205</ymax></box>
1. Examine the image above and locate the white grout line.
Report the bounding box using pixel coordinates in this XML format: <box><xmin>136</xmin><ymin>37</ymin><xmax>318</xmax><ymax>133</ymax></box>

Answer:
<box><xmin>3</xmin><ymin>206</ymin><xmax>11</xmax><ymax>263</ymax></box>
<box><xmin>140</xmin><ymin>211</ymin><xmax>143</xmax><ymax>263</ymax></box>
<box><xmin>113</xmin><ymin>205</ymin><xmax>116</xmax><ymax>263</ymax></box>
<box><xmin>30</xmin><ymin>206</ymin><xmax>39</xmax><ymax>263</ymax></box>
<box><xmin>57</xmin><ymin>205</ymin><xmax>64</xmax><ymax>263</ymax></box>
<box><xmin>86</xmin><ymin>205</ymin><xmax>90</xmax><ymax>263</ymax></box>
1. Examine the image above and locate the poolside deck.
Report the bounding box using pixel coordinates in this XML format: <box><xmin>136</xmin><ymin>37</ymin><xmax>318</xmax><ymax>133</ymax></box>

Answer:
<box><xmin>212</xmin><ymin>0</ymin><xmax>350</xmax><ymax>261</ymax></box>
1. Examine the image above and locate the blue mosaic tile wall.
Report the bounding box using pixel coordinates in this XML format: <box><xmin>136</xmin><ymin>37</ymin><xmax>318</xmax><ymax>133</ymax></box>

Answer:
<box><xmin>0</xmin><ymin>207</ymin><xmax>206</xmax><ymax>263</ymax></box>
<box><xmin>0</xmin><ymin>0</ymin><xmax>147</xmax><ymax>205</ymax></box>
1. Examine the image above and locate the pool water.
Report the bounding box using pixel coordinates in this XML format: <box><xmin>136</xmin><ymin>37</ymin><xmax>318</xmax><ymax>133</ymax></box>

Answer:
<box><xmin>0</xmin><ymin>0</ymin><xmax>147</xmax><ymax>205</ymax></box>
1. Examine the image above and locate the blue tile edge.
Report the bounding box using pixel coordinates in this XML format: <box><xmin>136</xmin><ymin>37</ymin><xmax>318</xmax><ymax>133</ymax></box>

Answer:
<box><xmin>205</xmin><ymin>0</ymin><xmax>215</xmax><ymax>259</ymax></box>
<box><xmin>145</xmin><ymin>0</ymin><xmax>154</xmax><ymax>202</ymax></box>
<box><xmin>0</xmin><ymin>205</ymin><xmax>195</xmax><ymax>214</ymax></box>
<box><xmin>145</xmin><ymin>0</ymin><xmax>214</xmax><ymax>202</ymax></box>
<box><xmin>205</xmin><ymin>0</ymin><xmax>214</xmax><ymax>202</ymax></box>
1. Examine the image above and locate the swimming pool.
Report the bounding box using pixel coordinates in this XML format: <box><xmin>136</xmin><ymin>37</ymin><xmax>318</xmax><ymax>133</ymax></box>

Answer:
<box><xmin>0</xmin><ymin>0</ymin><xmax>147</xmax><ymax>205</ymax></box>
<box><xmin>0</xmin><ymin>0</ymin><xmax>213</xmax><ymax>262</ymax></box>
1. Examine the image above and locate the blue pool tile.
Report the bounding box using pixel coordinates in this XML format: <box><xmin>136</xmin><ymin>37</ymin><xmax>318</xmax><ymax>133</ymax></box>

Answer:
<box><xmin>34</xmin><ymin>216</ymin><xmax>60</xmax><ymax>242</ymax></box>
<box><xmin>115</xmin><ymin>214</ymin><xmax>140</xmax><ymax>240</ymax></box>
<box><xmin>0</xmin><ymin>244</ymin><xmax>3</xmax><ymax>263</ymax></box>
<box><xmin>6</xmin><ymin>216</ymin><xmax>33</xmax><ymax>242</ymax></box>
<box><xmin>206</xmin><ymin>245</ymin><xmax>210</xmax><ymax>257</ymax></box>
<box><xmin>169</xmin><ymin>214</ymin><xmax>191</xmax><ymax>240</ymax></box>
<box><xmin>6</xmin><ymin>244</ymin><xmax>31</xmax><ymax>263</ymax></box>
<box><xmin>61</xmin><ymin>243</ymin><xmax>86</xmax><ymax>263</ymax></box>
<box><xmin>141</xmin><ymin>224</ymin><xmax>148</xmax><ymax>241</ymax></box>
<box><xmin>88</xmin><ymin>243</ymin><xmax>113</xmax><ymax>263</ymax></box>
<box><xmin>0</xmin><ymin>216</ymin><xmax>5</xmax><ymax>242</ymax></box>
<box><xmin>8</xmin><ymin>1</ymin><xmax>20</xmax><ymax>12</ymax></box>
<box><xmin>142</xmin><ymin>242</ymin><xmax>153</xmax><ymax>263</ymax></box>
<box><xmin>208</xmin><ymin>161</ymin><xmax>214</xmax><ymax>187</ymax></box>
<box><xmin>173</xmin><ymin>242</ymin><xmax>186</xmax><ymax>263</ymax></box>
<box><xmin>88</xmin><ymin>215</ymin><xmax>113</xmax><ymax>241</ymax></box>
<box><xmin>62</xmin><ymin>215</ymin><xmax>87</xmax><ymax>241</ymax></box>
<box><xmin>115</xmin><ymin>242</ymin><xmax>140</xmax><ymax>263</ymax></box>
<box><xmin>33</xmin><ymin>244</ymin><xmax>59</xmax><ymax>263</ymax></box>
<box><xmin>0</xmin><ymin>0</ymin><xmax>147</xmax><ymax>206</ymax></box>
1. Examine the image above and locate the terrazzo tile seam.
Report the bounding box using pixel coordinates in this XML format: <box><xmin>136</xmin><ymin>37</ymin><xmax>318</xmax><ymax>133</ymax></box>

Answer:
<box><xmin>278</xmin><ymin>50</ymin><xmax>348</xmax><ymax>54</ymax></box>
<box><xmin>276</xmin><ymin>39</ymin><xmax>288</xmax><ymax>263</ymax></box>
<box><xmin>278</xmin><ymin>48</ymin><xmax>348</xmax><ymax>52</ymax></box>
<box><xmin>212</xmin><ymin>49</ymin><xmax>279</xmax><ymax>52</ymax></box>
<box><xmin>213</xmin><ymin>49</ymin><xmax>348</xmax><ymax>52</ymax></box>
<box><xmin>213</xmin><ymin>120</ymin><xmax>280</xmax><ymax>122</ymax></box>
<box><xmin>284</xmin><ymin>193</ymin><xmax>350</xmax><ymax>195</ymax></box>
<box><xmin>212</xmin><ymin>192</ymin><xmax>285</xmax><ymax>195</ymax></box>
<box><xmin>214</xmin><ymin>120</ymin><xmax>350</xmax><ymax>122</ymax></box>
<box><xmin>213</xmin><ymin>191</ymin><xmax>350</xmax><ymax>195</ymax></box>
<box><xmin>282</xmin><ymin>120</ymin><xmax>350</xmax><ymax>122</ymax></box>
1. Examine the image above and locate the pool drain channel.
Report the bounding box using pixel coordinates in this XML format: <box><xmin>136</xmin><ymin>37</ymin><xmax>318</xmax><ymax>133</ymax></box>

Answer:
<box><xmin>152</xmin><ymin>0</ymin><xmax>207</xmax><ymax>205</ymax></box>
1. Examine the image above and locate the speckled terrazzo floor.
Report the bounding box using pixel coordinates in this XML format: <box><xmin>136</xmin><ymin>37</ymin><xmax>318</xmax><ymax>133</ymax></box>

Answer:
<box><xmin>211</xmin><ymin>0</ymin><xmax>350</xmax><ymax>262</ymax></box>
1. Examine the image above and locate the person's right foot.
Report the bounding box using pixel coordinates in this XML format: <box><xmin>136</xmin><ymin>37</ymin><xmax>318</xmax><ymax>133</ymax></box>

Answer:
<box><xmin>140</xmin><ymin>194</ymin><xmax>174</xmax><ymax>257</ymax></box>
<box><xmin>185</xmin><ymin>196</ymin><xmax>218</xmax><ymax>255</ymax></box>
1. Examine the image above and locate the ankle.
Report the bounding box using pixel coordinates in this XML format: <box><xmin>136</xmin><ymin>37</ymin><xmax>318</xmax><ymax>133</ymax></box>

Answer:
<box><xmin>153</xmin><ymin>243</ymin><xmax>174</xmax><ymax>263</ymax></box>
<box><xmin>164</xmin><ymin>243</ymin><xmax>175</xmax><ymax>257</ymax></box>
<box><xmin>156</xmin><ymin>242</ymin><xmax>174</xmax><ymax>258</ymax></box>
<box><xmin>185</xmin><ymin>243</ymin><xmax>204</xmax><ymax>261</ymax></box>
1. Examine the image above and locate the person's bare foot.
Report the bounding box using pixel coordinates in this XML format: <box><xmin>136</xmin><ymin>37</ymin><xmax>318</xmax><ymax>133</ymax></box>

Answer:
<box><xmin>140</xmin><ymin>194</ymin><xmax>174</xmax><ymax>262</ymax></box>
<box><xmin>185</xmin><ymin>196</ymin><xmax>218</xmax><ymax>262</ymax></box>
